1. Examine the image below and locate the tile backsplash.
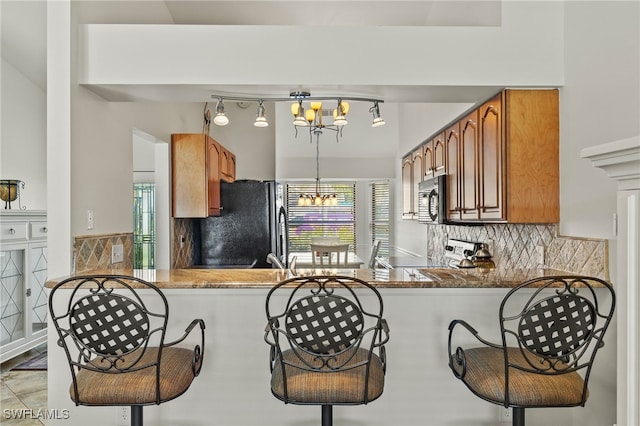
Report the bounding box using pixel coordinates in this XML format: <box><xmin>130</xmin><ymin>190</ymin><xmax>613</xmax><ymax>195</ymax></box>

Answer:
<box><xmin>172</xmin><ymin>218</ymin><xmax>197</xmax><ymax>268</ymax></box>
<box><xmin>74</xmin><ymin>233</ymin><xmax>133</xmax><ymax>272</ymax></box>
<box><xmin>427</xmin><ymin>223</ymin><xmax>608</xmax><ymax>279</ymax></box>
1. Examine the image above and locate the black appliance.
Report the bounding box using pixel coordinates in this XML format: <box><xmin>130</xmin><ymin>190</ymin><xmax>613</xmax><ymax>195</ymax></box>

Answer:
<box><xmin>197</xmin><ymin>180</ymin><xmax>287</xmax><ymax>268</ymax></box>
<box><xmin>418</xmin><ymin>174</ymin><xmax>447</xmax><ymax>224</ymax></box>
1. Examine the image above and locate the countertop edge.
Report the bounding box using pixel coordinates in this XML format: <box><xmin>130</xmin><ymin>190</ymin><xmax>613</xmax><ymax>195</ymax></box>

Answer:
<box><xmin>44</xmin><ymin>267</ymin><xmax>603</xmax><ymax>290</ymax></box>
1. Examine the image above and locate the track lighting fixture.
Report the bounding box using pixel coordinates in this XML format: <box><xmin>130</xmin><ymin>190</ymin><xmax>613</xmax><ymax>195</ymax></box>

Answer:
<box><xmin>254</xmin><ymin>100</ymin><xmax>269</xmax><ymax>127</ymax></box>
<box><xmin>210</xmin><ymin>91</ymin><xmax>385</xmax><ymax>138</ymax></box>
<box><xmin>370</xmin><ymin>101</ymin><xmax>386</xmax><ymax>127</ymax></box>
<box><xmin>213</xmin><ymin>99</ymin><xmax>229</xmax><ymax>126</ymax></box>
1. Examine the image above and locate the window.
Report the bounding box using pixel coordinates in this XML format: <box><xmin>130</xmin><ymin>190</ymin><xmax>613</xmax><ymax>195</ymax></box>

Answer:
<box><xmin>133</xmin><ymin>183</ymin><xmax>155</xmax><ymax>269</ymax></box>
<box><xmin>286</xmin><ymin>182</ymin><xmax>356</xmax><ymax>253</ymax></box>
<box><xmin>370</xmin><ymin>181</ymin><xmax>390</xmax><ymax>258</ymax></box>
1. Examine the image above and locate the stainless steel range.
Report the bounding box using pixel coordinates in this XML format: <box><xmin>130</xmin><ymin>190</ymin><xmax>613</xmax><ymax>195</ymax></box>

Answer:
<box><xmin>444</xmin><ymin>238</ymin><xmax>483</xmax><ymax>268</ymax></box>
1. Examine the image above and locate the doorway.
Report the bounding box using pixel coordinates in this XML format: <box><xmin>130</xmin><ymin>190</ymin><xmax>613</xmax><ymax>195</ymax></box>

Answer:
<box><xmin>132</xmin><ymin>129</ymin><xmax>170</xmax><ymax>269</ymax></box>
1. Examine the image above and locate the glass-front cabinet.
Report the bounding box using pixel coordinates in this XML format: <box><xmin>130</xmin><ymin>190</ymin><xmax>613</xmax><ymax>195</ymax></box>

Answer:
<box><xmin>0</xmin><ymin>211</ymin><xmax>47</xmax><ymax>362</ymax></box>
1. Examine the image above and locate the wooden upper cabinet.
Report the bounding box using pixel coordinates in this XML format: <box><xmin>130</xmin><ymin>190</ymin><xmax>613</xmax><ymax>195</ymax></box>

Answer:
<box><xmin>206</xmin><ymin>138</ymin><xmax>222</xmax><ymax>216</ymax></box>
<box><xmin>445</xmin><ymin>122</ymin><xmax>461</xmax><ymax>220</ymax></box>
<box><xmin>423</xmin><ymin>133</ymin><xmax>445</xmax><ymax>181</ymax></box>
<box><xmin>171</xmin><ymin>133</ymin><xmax>236</xmax><ymax>218</ymax></box>
<box><xmin>411</xmin><ymin>146</ymin><xmax>424</xmax><ymax>217</ymax></box>
<box><xmin>220</xmin><ymin>147</ymin><xmax>236</xmax><ymax>183</ymax></box>
<box><xmin>423</xmin><ymin>140</ymin><xmax>434</xmax><ymax>180</ymax></box>
<box><xmin>401</xmin><ymin>155</ymin><xmax>414</xmax><ymax>219</ymax></box>
<box><xmin>410</xmin><ymin>89</ymin><xmax>559</xmax><ymax>224</ymax></box>
<box><xmin>432</xmin><ymin>132</ymin><xmax>446</xmax><ymax>177</ymax></box>
<box><xmin>478</xmin><ymin>94</ymin><xmax>503</xmax><ymax>220</ymax></box>
<box><xmin>449</xmin><ymin>89</ymin><xmax>559</xmax><ymax>223</ymax></box>
<box><xmin>504</xmin><ymin>89</ymin><xmax>559</xmax><ymax>223</ymax></box>
<box><xmin>459</xmin><ymin>111</ymin><xmax>479</xmax><ymax>221</ymax></box>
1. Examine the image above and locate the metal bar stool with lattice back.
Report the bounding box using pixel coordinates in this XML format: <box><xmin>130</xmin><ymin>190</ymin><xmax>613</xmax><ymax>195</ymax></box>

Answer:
<box><xmin>447</xmin><ymin>275</ymin><xmax>615</xmax><ymax>426</ymax></box>
<box><xmin>48</xmin><ymin>275</ymin><xmax>205</xmax><ymax>426</ymax></box>
<box><xmin>264</xmin><ymin>275</ymin><xmax>390</xmax><ymax>426</ymax></box>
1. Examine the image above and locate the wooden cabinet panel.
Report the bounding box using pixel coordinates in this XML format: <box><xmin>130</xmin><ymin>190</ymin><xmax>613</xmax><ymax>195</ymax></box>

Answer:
<box><xmin>412</xmin><ymin>147</ymin><xmax>424</xmax><ymax>217</ymax></box>
<box><xmin>422</xmin><ymin>132</ymin><xmax>445</xmax><ymax>180</ymax></box>
<box><xmin>433</xmin><ymin>132</ymin><xmax>446</xmax><ymax>177</ymax></box>
<box><xmin>423</xmin><ymin>140</ymin><xmax>434</xmax><ymax>180</ymax></box>
<box><xmin>172</xmin><ymin>133</ymin><xmax>236</xmax><ymax>218</ymax></box>
<box><xmin>220</xmin><ymin>147</ymin><xmax>236</xmax><ymax>183</ymax></box>
<box><xmin>445</xmin><ymin>122</ymin><xmax>461</xmax><ymax>220</ymax></box>
<box><xmin>401</xmin><ymin>155</ymin><xmax>413</xmax><ymax>219</ymax></box>
<box><xmin>479</xmin><ymin>94</ymin><xmax>503</xmax><ymax>220</ymax></box>
<box><xmin>504</xmin><ymin>89</ymin><xmax>559</xmax><ymax>223</ymax></box>
<box><xmin>460</xmin><ymin>111</ymin><xmax>479</xmax><ymax>221</ymax></box>
<box><xmin>172</xmin><ymin>133</ymin><xmax>209</xmax><ymax>218</ymax></box>
<box><xmin>206</xmin><ymin>138</ymin><xmax>222</xmax><ymax>216</ymax></box>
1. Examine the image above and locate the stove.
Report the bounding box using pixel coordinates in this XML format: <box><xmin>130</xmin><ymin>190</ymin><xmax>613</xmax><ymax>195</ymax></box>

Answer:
<box><xmin>444</xmin><ymin>239</ymin><xmax>483</xmax><ymax>268</ymax></box>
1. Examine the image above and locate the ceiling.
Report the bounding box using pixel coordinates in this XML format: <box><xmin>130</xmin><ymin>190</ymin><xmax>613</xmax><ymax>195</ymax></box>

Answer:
<box><xmin>1</xmin><ymin>0</ymin><xmax>502</xmax><ymax>103</ymax></box>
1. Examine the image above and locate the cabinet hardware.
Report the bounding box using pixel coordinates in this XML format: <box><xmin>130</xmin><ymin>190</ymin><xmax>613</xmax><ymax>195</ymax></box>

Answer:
<box><xmin>9</xmin><ymin>228</ymin><xmax>15</xmax><ymax>235</ymax></box>
<box><xmin>42</xmin><ymin>227</ymin><xmax>48</xmax><ymax>233</ymax></box>
<box><xmin>26</xmin><ymin>288</ymin><xmax>31</xmax><ymax>297</ymax></box>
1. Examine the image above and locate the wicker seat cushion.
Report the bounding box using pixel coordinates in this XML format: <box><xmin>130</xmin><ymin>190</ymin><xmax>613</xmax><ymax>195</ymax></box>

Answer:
<box><xmin>271</xmin><ymin>347</ymin><xmax>385</xmax><ymax>405</ymax></box>
<box><xmin>71</xmin><ymin>347</ymin><xmax>195</xmax><ymax>405</ymax></box>
<box><xmin>455</xmin><ymin>347</ymin><xmax>587</xmax><ymax>407</ymax></box>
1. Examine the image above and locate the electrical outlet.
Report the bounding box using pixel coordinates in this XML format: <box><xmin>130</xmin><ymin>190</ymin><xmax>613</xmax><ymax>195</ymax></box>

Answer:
<box><xmin>535</xmin><ymin>245</ymin><xmax>545</xmax><ymax>266</ymax></box>
<box><xmin>116</xmin><ymin>406</ymin><xmax>130</xmax><ymax>425</ymax></box>
<box><xmin>87</xmin><ymin>209</ymin><xmax>94</xmax><ymax>230</ymax></box>
<box><xmin>111</xmin><ymin>244</ymin><xmax>124</xmax><ymax>264</ymax></box>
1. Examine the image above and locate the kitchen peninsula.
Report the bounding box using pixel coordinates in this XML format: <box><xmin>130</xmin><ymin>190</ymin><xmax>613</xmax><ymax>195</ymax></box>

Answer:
<box><xmin>44</xmin><ymin>267</ymin><xmax>615</xmax><ymax>426</ymax></box>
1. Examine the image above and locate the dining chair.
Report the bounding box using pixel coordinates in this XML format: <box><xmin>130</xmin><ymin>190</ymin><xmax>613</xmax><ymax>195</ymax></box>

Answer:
<box><xmin>311</xmin><ymin>236</ymin><xmax>341</xmax><ymax>245</ymax></box>
<box><xmin>264</xmin><ymin>275</ymin><xmax>390</xmax><ymax>426</ymax></box>
<box><xmin>311</xmin><ymin>243</ymin><xmax>350</xmax><ymax>267</ymax></box>
<box><xmin>447</xmin><ymin>275</ymin><xmax>615</xmax><ymax>426</ymax></box>
<box><xmin>48</xmin><ymin>274</ymin><xmax>205</xmax><ymax>426</ymax></box>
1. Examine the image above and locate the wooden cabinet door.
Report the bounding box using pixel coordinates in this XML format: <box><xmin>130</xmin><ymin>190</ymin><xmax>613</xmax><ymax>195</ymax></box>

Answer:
<box><xmin>220</xmin><ymin>147</ymin><xmax>236</xmax><ymax>183</ymax></box>
<box><xmin>411</xmin><ymin>147</ymin><xmax>424</xmax><ymax>217</ymax></box>
<box><xmin>445</xmin><ymin>122</ymin><xmax>461</xmax><ymax>220</ymax></box>
<box><xmin>172</xmin><ymin>134</ymin><xmax>208</xmax><ymax>218</ymax></box>
<box><xmin>460</xmin><ymin>111</ymin><xmax>479</xmax><ymax>221</ymax></box>
<box><xmin>423</xmin><ymin>140</ymin><xmax>434</xmax><ymax>180</ymax></box>
<box><xmin>401</xmin><ymin>155</ymin><xmax>413</xmax><ymax>219</ymax></box>
<box><xmin>432</xmin><ymin>132</ymin><xmax>446</xmax><ymax>177</ymax></box>
<box><xmin>479</xmin><ymin>94</ymin><xmax>504</xmax><ymax>220</ymax></box>
<box><xmin>207</xmin><ymin>137</ymin><xmax>222</xmax><ymax>216</ymax></box>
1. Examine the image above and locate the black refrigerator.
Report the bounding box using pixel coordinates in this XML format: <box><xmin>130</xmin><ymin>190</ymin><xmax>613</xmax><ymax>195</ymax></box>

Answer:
<box><xmin>197</xmin><ymin>180</ymin><xmax>287</xmax><ymax>268</ymax></box>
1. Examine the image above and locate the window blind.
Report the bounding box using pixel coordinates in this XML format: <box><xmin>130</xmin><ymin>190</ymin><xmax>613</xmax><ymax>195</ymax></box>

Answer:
<box><xmin>286</xmin><ymin>182</ymin><xmax>356</xmax><ymax>253</ymax></box>
<box><xmin>370</xmin><ymin>181</ymin><xmax>390</xmax><ymax>258</ymax></box>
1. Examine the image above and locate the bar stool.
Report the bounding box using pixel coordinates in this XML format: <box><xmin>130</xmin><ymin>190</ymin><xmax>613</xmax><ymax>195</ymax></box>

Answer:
<box><xmin>264</xmin><ymin>275</ymin><xmax>390</xmax><ymax>426</ymax></box>
<box><xmin>447</xmin><ymin>275</ymin><xmax>615</xmax><ymax>426</ymax></box>
<box><xmin>49</xmin><ymin>274</ymin><xmax>205</xmax><ymax>426</ymax></box>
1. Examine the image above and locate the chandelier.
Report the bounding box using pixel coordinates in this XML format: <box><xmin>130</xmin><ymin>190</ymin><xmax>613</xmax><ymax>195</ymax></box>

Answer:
<box><xmin>209</xmin><ymin>91</ymin><xmax>385</xmax><ymax>139</ymax></box>
<box><xmin>298</xmin><ymin>128</ymin><xmax>337</xmax><ymax>206</ymax></box>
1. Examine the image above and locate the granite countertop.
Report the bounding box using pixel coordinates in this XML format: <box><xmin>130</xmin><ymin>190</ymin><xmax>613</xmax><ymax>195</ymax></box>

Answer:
<box><xmin>45</xmin><ymin>266</ymin><xmax>585</xmax><ymax>289</ymax></box>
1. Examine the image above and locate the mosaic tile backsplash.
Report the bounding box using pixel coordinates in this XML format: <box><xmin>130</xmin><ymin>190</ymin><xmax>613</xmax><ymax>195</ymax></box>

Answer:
<box><xmin>74</xmin><ymin>233</ymin><xmax>133</xmax><ymax>273</ymax></box>
<box><xmin>426</xmin><ymin>223</ymin><xmax>608</xmax><ymax>279</ymax></box>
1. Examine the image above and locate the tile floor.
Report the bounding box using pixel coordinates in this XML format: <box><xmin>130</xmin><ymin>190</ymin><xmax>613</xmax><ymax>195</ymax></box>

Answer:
<box><xmin>1</xmin><ymin>344</ymin><xmax>48</xmax><ymax>425</ymax></box>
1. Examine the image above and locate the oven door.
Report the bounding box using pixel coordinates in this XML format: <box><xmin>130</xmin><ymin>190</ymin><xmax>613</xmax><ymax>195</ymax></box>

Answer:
<box><xmin>418</xmin><ymin>175</ymin><xmax>447</xmax><ymax>224</ymax></box>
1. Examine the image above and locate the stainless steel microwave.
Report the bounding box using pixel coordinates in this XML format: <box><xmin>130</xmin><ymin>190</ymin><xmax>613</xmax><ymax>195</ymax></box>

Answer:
<box><xmin>418</xmin><ymin>175</ymin><xmax>447</xmax><ymax>224</ymax></box>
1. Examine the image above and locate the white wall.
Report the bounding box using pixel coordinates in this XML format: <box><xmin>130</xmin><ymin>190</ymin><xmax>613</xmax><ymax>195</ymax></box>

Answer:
<box><xmin>0</xmin><ymin>58</ymin><xmax>47</xmax><ymax>210</ymax></box>
<box><xmin>207</xmin><ymin>101</ymin><xmax>276</xmax><ymax>180</ymax></box>
<box><xmin>560</xmin><ymin>1</ymin><xmax>639</xmax><ymax>244</ymax></box>
<box><xmin>394</xmin><ymin>102</ymin><xmax>474</xmax><ymax>255</ymax></box>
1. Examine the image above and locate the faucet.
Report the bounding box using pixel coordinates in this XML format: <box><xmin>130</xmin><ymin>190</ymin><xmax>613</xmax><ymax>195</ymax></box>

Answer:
<box><xmin>266</xmin><ymin>253</ymin><xmax>285</xmax><ymax>270</ymax></box>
